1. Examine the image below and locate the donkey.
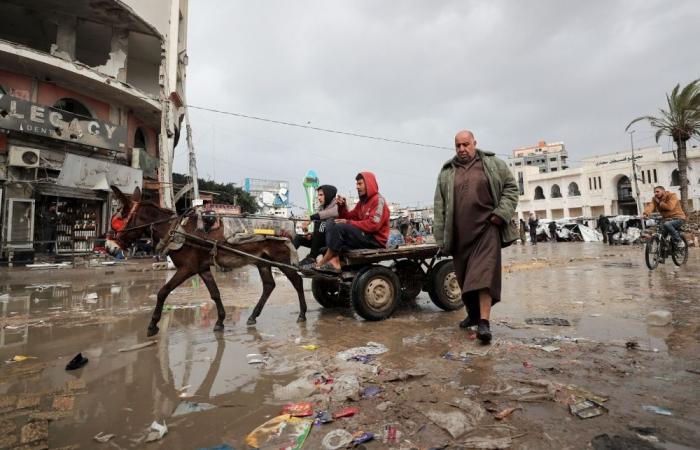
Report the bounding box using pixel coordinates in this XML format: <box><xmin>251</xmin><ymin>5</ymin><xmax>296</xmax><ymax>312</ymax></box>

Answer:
<box><xmin>110</xmin><ymin>186</ymin><xmax>307</xmax><ymax>337</ymax></box>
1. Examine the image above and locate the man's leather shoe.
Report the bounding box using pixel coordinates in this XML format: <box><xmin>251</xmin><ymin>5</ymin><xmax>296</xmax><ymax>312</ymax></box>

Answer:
<box><xmin>477</xmin><ymin>319</ymin><xmax>492</xmax><ymax>344</ymax></box>
<box><xmin>459</xmin><ymin>316</ymin><xmax>478</xmax><ymax>329</ymax></box>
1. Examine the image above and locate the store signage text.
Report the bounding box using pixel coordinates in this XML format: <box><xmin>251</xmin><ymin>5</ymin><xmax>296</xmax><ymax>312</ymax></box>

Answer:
<box><xmin>0</xmin><ymin>94</ymin><xmax>127</xmax><ymax>152</ymax></box>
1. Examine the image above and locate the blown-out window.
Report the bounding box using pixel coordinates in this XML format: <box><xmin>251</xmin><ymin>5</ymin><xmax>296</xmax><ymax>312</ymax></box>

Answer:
<box><xmin>53</xmin><ymin>98</ymin><xmax>93</xmax><ymax>118</ymax></box>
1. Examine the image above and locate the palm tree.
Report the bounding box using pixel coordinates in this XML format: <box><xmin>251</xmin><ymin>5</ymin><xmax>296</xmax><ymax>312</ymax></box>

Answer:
<box><xmin>626</xmin><ymin>79</ymin><xmax>700</xmax><ymax>212</ymax></box>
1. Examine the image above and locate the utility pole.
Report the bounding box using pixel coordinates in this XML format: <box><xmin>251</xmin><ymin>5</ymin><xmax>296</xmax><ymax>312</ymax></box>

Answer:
<box><xmin>628</xmin><ymin>130</ymin><xmax>644</xmax><ymax>231</ymax></box>
<box><xmin>184</xmin><ymin>105</ymin><xmax>200</xmax><ymax>203</ymax></box>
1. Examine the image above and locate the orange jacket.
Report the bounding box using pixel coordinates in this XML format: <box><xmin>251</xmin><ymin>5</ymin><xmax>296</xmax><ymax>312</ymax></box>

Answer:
<box><xmin>643</xmin><ymin>192</ymin><xmax>686</xmax><ymax>220</ymax></box>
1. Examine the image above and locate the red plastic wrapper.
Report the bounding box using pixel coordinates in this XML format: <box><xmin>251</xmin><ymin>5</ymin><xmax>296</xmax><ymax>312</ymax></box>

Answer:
<box><xmin>281</xmin><ymin>402</ymin><xmax>314</xmax><ymax>417</ymax></box>
<box><xmin>332</xmin><ymin>406</ymin><xmax>359</xmax><ymax>419</ymax></box>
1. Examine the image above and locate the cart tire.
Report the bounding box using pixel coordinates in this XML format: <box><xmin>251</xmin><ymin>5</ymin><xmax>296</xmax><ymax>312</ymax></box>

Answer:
<box><xmin>311</xmin><ymin>278</ymin><xmax>346</xmax><ymax>308</ymax></box>
<box><xmin>427</xmin><ymin>260</ymin><xmax>463</xmax><ymax>311</ymax></box>
<box><xmin>393</xmin><ymin>260</ymin><xmax>424</xmax><ymax>302</ymax></box>
<box><xmin>351</xmin><ymin>266</ymin><xmax>400</xmax><ymax>321</ymax></box>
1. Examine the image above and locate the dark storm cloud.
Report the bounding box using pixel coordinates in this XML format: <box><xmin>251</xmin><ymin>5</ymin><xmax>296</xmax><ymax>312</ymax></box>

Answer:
<box><xmin>175</xmin><ymin>0</ymin><xmax>700</xmax><ymax>208</ymax></box>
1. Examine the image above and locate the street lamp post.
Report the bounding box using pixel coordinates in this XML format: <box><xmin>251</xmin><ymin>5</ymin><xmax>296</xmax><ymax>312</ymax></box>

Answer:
<box><xmin>628</xmin><ymin>130</ymin><xmax>645</xmax><ymax>231</ymax></box>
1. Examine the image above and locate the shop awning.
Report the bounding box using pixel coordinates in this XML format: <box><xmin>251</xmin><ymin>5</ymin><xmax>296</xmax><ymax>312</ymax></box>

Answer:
<box><xmin>34</xmin><ymin>184</ymin><xmax>107</xmax><ymax>201</ymax></box>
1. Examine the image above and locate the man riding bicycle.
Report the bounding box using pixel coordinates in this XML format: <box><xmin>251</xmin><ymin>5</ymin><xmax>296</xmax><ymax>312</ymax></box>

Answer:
<box><xmin>643</xmin><ymin>185</ymin><xmax>687</xmax><ymax>248</ymax></box>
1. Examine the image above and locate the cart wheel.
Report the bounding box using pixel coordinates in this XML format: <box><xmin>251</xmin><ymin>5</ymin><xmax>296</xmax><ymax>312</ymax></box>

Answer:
<box><xmin>393</xmin><ymin>260</ymin><xmax>424</xmax><ymax>301</ymax></box>
<box><xmin>427</xmin><ymin>260</ymin><xmax>462</xmax><ymax>311</ymax></box>
<box><xmin>351</xmin><ymin>266</ymin><xmax>400</xmax><ymax>321</ymax></box>
<box><xmin>311</xmin><ymin>278</ymin><xmax>347</xmax><ymax>308</ymax></box>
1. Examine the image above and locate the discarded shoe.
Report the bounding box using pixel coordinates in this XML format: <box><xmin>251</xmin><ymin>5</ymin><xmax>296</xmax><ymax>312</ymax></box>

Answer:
<box><xmin>65</xmin><ymin>353</ymin><xmax>88</xmax><ymax>371</ymax></box>
<box><xmin>477</xmin><ymin>320</ymin><xmax>492</xmax><ymax>344</ymax></box>
<box><xmin>459</xmin><ymin>316</ymin><xmax>478</xmax><ymax>329</ymax></box>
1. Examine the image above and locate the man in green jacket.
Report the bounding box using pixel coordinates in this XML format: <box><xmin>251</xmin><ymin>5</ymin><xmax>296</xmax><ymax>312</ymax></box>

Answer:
<box><xmin>433</xmin><ymin>130</ymin><xmax>519</xmax><ymax>343</ymax></box>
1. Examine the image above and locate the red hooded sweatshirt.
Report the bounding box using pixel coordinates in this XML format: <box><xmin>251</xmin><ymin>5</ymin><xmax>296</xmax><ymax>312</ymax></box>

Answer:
<box><xmin>338</xmin><ymin>172</ymin><xmax>390</xmax><ymax>247</ymax></box>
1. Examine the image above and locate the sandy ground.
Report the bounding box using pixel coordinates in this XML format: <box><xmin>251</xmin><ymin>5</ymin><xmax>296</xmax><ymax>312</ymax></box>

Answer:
<box><xmin>0</xmin><ymin>243</ymin><xmax>699</xmax><ymax>449</ymax></box>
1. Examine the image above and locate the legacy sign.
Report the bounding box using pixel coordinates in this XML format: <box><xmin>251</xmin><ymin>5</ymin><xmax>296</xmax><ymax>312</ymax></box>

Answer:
<box><xmin>0</xmin><ymin>94</ymin><xmax>127</xmax><ymax>152</ymax></box>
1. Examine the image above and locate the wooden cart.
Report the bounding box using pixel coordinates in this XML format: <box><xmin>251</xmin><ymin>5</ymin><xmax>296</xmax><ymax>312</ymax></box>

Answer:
<box><xmin>309</xmin><ymin>244</ymin><xmax>462</xmax><ymax>321</ymax></box>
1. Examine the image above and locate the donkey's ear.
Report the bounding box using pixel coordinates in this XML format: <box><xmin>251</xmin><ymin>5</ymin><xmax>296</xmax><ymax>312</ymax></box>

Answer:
<box><xmin>132</xmin><ymin>186</ymin><xmax>142</xmax><ymax>203</ymax></box>
<box><xmin>111</xmin><ymin>185</ymin><xmax>131</xmax><ymax>210</ymax></box>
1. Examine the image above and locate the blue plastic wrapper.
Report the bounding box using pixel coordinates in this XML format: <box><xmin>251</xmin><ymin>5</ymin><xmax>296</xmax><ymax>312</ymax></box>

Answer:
<box><xmin>352</xmin><ymin>432</ymin><xmax>374</xmax><ymax>444</ymax></box>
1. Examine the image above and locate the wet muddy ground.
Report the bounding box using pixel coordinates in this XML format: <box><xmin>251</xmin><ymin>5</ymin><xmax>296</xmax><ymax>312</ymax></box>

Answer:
<box><xmin>1</xmin><ymin>243</ymin><xmax>699</xmax><ymax>449</ymax></box>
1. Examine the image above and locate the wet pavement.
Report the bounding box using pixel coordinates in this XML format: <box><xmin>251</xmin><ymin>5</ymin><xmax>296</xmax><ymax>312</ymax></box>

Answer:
<box><xmin>1</xmin><ymin>243</ymin><xmax>699</xmax><ymax>449</ymax></box>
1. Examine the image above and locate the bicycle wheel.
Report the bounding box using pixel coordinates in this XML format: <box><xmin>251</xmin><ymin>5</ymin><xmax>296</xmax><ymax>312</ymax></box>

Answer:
<box><xmin>671</xmin><ymin>236</ymin><xmax>689</xmax><ymax>266</ymax></box>
<box><xmin>645</xmin><ymin>235</ymin><xmax>661</xmax><ymax>270</ymax></box>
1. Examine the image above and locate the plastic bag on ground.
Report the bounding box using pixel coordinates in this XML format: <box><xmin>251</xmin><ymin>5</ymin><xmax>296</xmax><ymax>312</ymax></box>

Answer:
<box><xmin>336</xmin><ymin>342</ymin><xmax>388</xmax><ymax>361</ymax></box>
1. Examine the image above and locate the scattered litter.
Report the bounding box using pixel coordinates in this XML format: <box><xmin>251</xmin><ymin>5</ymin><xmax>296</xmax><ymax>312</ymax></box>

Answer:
<box><xmin>333</xmin><ymin>407</ymin><xmax>359</xmax><ymax>419</ymax></box>
<box><xmin>273</xmin><ymin>373</ymin><xmax>317</xmax><ymax>401</ymax></box>
<box><xmin>246</xmin><ymin>353</ymin><xmax>267</xmax><ymax>364</ymax></box>
<box><xmin>460</xmin><ymin>344</ymin><xmax>494</xmax><ymax>357</ymax></box>
<box><xmin>330</xmin><ymin>374</ymin><xmax>361</xmax><ymax>402</ymax></box>
<box><xmin>352</xmin><ymin>431</ymin><xmax>374</xmax><ymax>445</ymax></box>
<box><xmin>525</xmin><ymin>318</ymin><xmax>571</xmax><ymax>326</ymax></box>
<box><xmin>361</xmin><ymin>386</ymin><xmax>382</xmax><ymax>398</ymax></box>
<box><xmin>461</xmin><ymin>436</ymin><xmax>513</xmax><ymax>449</ymax></box>
<box><xmin>314</xmin><ymin>410</ymin><xmax>334</xmax><ymax>425</ymax></box>
<box><xmin>495</xmin><ymin>407</ymin><xmax>521</xmax><ymax>420</ymax></box>
<box><xmin>424</xmin><ymin>409</ymin><xmax>476</xmax><ymax>439</ymax></box>
<box><xmin>173</xmin><ymin>401</ymin><xmax>216</xmax><ymax>417</ymax></box>
<box><xmin>381</xmin><ymin>424</ymin><xmax>401</xmax><ymax>444</ymax></box>
<box><xmin>642</xmin><ymin>405</ymin><xmax>673</xmax><ymax>416</ymax></box>
<box><xmin>245</xmin><ymin>415</ymin><xmax>311</xmax><ymax>449</ymax></box>
<box><xmin>351</xmin><ymin>355</ymin><xmax>374</xmax><ymax>364</ymax></box>
<box><xmin>196</xmin><ymin>445</ymin><xmax>234</xmax><ymax>450</ymax></box>
<box><xmin>646</xmin><ymin>310</ymin><xmax>672</xmax><ymax>326</ymax></box>
<box><xmin>5</xmin><ymin>355</ymin><xmax>37</xmax><ymax>363</ymax></box>
<box><xmin>539</xmin><ymin>346</ymin><xmax>560</xmax><ymax>353</ymax></box>
<box><xmin>379</xmin><ymin>368</ymin><xmax>428</xmax><ymax>382</ymax></box>
<box><xmin>570</xmin><ymin>399</ymin><xmax>607</xmax><ymax>419</ymax></box>
<box><xmin>443</xmin><ymin>352</ymin><xmax>471</xmax><ymax>363</ymax></box>
<box><xmin>300</xmin><ymin>344</ymin><xmax>319</xmax><ymax>351</ymax></box>
<box><xmin>322</xmin><ymin>429</ymin><xmax>353</xmax><ymax>450</ymax></box>
<box><xmin>336</xmin><ymin>342</ymin><xmax>388</xmax><ymax>361</ymax></box>
<box><xmin>281</xmin><ymin>402</ymin><xmax>314</xmax><ymax>417</ymax></box>
<box><xmin>118</xmin><ymin>340</ymin><xmax>157</xmax><ymax>352</ymax></box>
<box><xmin>65</xmin><ymin>353</ymin><xmax>89</xmax><ymax>371</ymax></box>
<box><xmin>93</xmin><ymin>432</ymin><xmax>115</xmax><ymax>443</ymax></box>
<box><xmin>145</xmin><ymin>421</ymin><xmax>168</xmax><ymax>442</ymax></box>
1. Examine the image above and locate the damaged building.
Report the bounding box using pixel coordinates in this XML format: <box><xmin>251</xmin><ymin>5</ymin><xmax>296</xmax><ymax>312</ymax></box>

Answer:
<box><xmin>0</xmin><ymin>0</ymin><xmax>188</xmax><ymax>264</ymax></box>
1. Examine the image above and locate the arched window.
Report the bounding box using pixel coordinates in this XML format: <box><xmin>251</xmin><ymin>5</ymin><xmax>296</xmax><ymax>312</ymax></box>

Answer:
<box><xmin>568</xmin><ymin>182</ymin><xmax>581</xmax><ymax>197</ymax></box>
<box><xmin>134</xmin><ymin>127</ymin><xmax>148</xmax><ymax>150</ymax></box>
<box><xmin>53</xmin><ymin>98</ymin><xmax>92</xmax><ymax>118</ymax></box>
<box><xmin>551</xmin><ymin>184</ymin><xmax>562</xmax><ymax>198</ymax></box>
<box><xmin>671</xmin><ymin>169</ymin><xmax>680</xmax><ymax>186</ymax></box>
<box><xmin>534</xmin><ymin>186</ymin><xmax>545</xmax><ymax>200</ymax></box>
<box><xmin>617</xmin><ymin>176</ymin><xmax>633</xmax><ymax>200</ymax></box>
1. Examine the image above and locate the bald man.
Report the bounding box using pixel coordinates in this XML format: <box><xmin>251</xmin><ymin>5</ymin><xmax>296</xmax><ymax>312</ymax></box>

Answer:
<box><xmin>433</xmin><ymin>130</ymin><xmax>519</xmax><ymax>343</ymax></box>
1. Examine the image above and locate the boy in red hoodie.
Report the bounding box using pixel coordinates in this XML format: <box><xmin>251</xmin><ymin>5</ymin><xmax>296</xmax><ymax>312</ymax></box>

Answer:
<box><xmin>316</xmin><ymin>172</ymin><xmax>390</xmax><ymax>272</ymax></box>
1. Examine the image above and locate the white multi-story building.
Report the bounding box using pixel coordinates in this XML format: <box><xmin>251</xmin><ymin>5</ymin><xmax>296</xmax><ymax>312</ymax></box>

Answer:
<box><xmin>508</xmin><ymin>140</ymin><xmax>569</xmax><ymax>174</ymax></box>
<box><xmin>512</xmin><ymin>145</ymin><xmax>700</xmax><ymax>220</ymax></box>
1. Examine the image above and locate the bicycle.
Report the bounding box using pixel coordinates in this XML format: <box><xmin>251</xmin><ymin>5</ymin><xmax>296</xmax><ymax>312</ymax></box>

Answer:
<box><xmin>644</xmin><ymin>217</ymin><xmax>688</xmax><ymax>270</ymax></box>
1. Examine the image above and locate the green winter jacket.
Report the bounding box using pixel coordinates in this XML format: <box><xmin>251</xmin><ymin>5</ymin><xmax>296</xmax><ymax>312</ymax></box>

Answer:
<box><xmin>433</xmin><ymin>150</ymin><xmax>519</xmax><ymax>254</ymax></box>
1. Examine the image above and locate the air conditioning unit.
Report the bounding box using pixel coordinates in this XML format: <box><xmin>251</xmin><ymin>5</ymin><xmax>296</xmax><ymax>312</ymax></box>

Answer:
<box><xmin>9</xmin><ymin>147</ymin><xmax>40</xmax><ymax>168</ymax></box>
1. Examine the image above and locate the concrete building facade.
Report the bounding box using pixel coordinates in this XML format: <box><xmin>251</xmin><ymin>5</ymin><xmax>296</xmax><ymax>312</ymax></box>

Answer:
<box><xmin>512</xmin><ymin>145</ymin><xmax>700</xmax><ymax>220</ymax></box>
<box><xmin>0</xmin><ymin>0</ymin><xmax>188</xmax><ymax>263</ymax></box>
<box><xmin>508</xmin><ymin>140</ymin><xmax>569</xmax><ymax>175</ymax></box>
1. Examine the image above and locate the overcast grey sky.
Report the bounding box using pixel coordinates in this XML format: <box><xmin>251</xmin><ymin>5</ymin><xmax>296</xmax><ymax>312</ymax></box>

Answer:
<box><xmin>173</xmin><ymin>0</ymin><xmax>700</xmax><ymax>209</ymax></box>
